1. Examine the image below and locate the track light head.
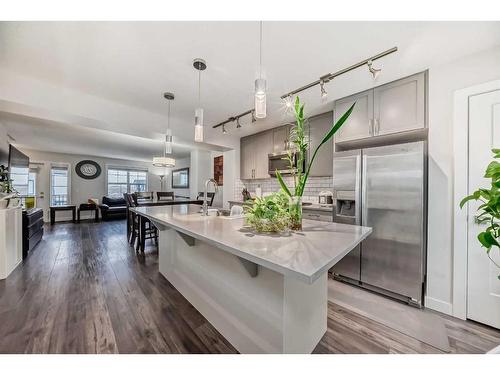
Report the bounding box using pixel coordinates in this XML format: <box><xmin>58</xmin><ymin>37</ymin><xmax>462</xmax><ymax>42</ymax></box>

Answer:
<box><xmin>284</xmin><ymin>95</ymin><xmax>293</xmax><ymax>109</ymax></box>
<box><xmin>251</xmin><ymin>110</ymin><xmax>257</xmax><ymax>123</ymax></box>
<box><xmin>320</xmin><ymin>80</ymin><xmax>328</xmax><ymax>100</ymax></box>
<box><xmin>236</xmin><ymin>117</ymin><xmax>242</xmax><ymax>129</ymax></box>
<box><xmin>367</xmin><ymin>60</ymin><xmax>381</xmax><ymax>80</ymax></box>
<box><xmin>222</xmin><ymin>124</ymin><xmax>227</xmax><ymax>134</ymax></box>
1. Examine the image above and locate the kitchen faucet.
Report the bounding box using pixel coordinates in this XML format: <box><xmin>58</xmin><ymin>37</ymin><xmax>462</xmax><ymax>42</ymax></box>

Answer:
<box><xmin>202</xmin><ymin>178</ymin><xmax>218</xmax><ymax>216</ymax></box>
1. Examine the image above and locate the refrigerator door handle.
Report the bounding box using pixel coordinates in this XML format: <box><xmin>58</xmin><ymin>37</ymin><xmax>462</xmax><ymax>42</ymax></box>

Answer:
<box><xmin>361</xmin><ymin>153</ymin><xmax>368</xmax><ymax>227</ymax></box>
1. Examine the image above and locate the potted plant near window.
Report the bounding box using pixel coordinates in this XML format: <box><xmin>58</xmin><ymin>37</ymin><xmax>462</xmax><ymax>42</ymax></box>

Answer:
<box><xmin>275</xmin><ymin>97</ymin><xmax>355</xmax><ymax>230</ymax></box>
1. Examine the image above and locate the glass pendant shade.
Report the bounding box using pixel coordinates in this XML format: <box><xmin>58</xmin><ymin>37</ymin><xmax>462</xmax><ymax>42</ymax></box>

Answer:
<box><xmin>165</xmin><ymin>129</ymin><xmax>172</xmax><ymax>154</ymax></box>
<box><xmin>254</xmin><ymin>78</ymin><xmax>267</xmax><ymax>119</ymax></box>
<box><xmin>194</xmin><ymin>107</ymin><xmax>204</xmax><ymax>142</ymax></box>
<box><xmin>152</xmin><ymin>157</ymin><xmax>175</xmax><ymax>168</ymax></box>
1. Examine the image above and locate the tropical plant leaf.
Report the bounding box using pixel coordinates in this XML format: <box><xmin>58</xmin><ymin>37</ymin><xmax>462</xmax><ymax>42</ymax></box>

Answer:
<box><xmin>459</xmin><ymin>191</ymin><xmax>481</xmax><ymax>208</ymax></box>
<box><xmin>275</xmin><ymin>170</ymin><xmax>292</xmax><ymax>197</ymax></box>
<box><xmin>297</xmin><ymin>102</ymin><xmax>356</xmax><ymax>196</ymax></box>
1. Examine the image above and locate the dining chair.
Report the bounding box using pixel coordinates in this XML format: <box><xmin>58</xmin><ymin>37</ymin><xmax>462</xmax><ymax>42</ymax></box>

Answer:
<box><xmin>125</xmin><ymin>192</ymin><xmax>158</xmax><ymax>252</ymax></box>
<box><xmin>136</xmin><ymin>191</ymin><xmax>153</xmax><ymax>200</ymax></box>
<box><xmin>157</xmin><ymin>191</ymin><xmax>175</xmax><ymax>201</ymax></box>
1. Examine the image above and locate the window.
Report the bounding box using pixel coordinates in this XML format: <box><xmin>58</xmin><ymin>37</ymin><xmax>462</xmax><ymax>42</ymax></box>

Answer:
<box><xmin>10</xmin><ymin>166</ymin><xmax>29</xmax><ymax>196</ymax></box>
<box><xmin>51</xmin><ymin>166</ymin><xmax>69</xmax><ymax>206</ymax></box>
<box><xmin>28</xmin><ymin>172</ymin><xmax>36</xmax><ymax>196</ymax></box>
<box><xmin>107</xmin><ymin>168</ymin><xmax>147</xmax><ymax>197</ymax></box>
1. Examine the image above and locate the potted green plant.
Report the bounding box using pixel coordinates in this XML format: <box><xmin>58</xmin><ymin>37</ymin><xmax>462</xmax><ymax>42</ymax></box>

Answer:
<box><xmin>460</xmin><ymin>149</ymin><xmax>500</xmax><ymax>280</ymax></box>
<box><xmin>275</xmin><ymin>97</ymin><xmax>355</xmax><ymax>230</ymax></box>
<box><xmin>244</xmin><ymin>191</ymin><xmax>291</xmax><ymax>233</ymax></box>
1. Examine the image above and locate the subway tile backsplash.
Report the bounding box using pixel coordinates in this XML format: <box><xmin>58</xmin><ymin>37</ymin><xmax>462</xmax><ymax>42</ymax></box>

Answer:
<box><xmin>233</xmin><ymin>176</ymin><xmax>333</xmax><ymax>203</ymax></box>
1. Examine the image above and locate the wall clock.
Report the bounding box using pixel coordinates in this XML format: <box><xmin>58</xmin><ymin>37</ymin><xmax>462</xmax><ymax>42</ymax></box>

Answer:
<box><xmin>75</xmin><ymin>160</ymin><xmax>101</xmax><ymax>180</ymax></box>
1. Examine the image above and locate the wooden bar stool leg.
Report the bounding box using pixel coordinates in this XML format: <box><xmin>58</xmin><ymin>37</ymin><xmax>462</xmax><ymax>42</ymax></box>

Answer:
<box><xmin>135</xmin><ymin>216</ymin><xmax>141</xmax><ymax>252</ymax></box>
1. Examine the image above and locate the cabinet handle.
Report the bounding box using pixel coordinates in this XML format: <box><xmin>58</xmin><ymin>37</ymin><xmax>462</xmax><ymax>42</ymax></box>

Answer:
<box><xmin>369</xmin><ymin>119</ymin><xmax>374</xmax><ymax>136</ymax></box>
<box><xmin>375</xmin><ymin>119</ymin><xmax>380</xmax><ymax>135</ymax></box>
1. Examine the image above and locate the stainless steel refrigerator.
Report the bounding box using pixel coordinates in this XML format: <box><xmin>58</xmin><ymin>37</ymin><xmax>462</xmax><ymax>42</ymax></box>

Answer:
<box><xmin>331</xmin><ymin>141</ymin><xmax>427</xmax><ymax>307</ymax></box>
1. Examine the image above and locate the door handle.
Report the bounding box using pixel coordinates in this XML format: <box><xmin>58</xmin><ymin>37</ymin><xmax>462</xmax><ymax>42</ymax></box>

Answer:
<box><xmin>369</xmin><ymin>119</ymin><xmax>373</xmax><ymax>136</ymax></box>
<box><xmin>375</xmin><ymin>119</ymin><xmax>380</xmax><ymax>135</ymax></box>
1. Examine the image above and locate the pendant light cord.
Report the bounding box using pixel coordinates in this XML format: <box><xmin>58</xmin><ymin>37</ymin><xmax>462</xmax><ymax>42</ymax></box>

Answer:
<box><xmin>198</xmin><ymin>69</ymin><xmax>201</xmax><ymax>105</ymax></box>
<box><xmin>164</xmin><ymin>100</ymin><xmax>171</xmax><ymax>158</ymax></box>
<box><xmin>259</xmin><ymin>21</ymin><xmax>263</xmax><ymax>79</ymax></box>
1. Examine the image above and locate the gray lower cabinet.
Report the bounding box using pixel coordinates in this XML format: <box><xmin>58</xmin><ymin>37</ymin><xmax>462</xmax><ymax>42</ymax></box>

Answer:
<box><xmin>303</xmin><ymin>208</ymin><xmax>333</xmax><ymax>222</ymax></box>
<box><xmin>308</xmin><ymin>111</ymin><xmax>334</xmax><ymax>177</ymax></box>
<box><xmin>240</xmin><ymin>130</ymin><xmax>273</xmax><ymax>180</ymax></box>
<box><xmin>334</xmin><ymin>71</ymin><xmax>426</xmax><ymax>144</ymax></box>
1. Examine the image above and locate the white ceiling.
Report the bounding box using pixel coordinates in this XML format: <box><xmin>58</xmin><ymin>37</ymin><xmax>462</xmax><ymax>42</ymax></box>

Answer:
<box><xmin>1</xmin><ymin>21</ymin><xmax>499</xmax><ymax>160</ymax></box>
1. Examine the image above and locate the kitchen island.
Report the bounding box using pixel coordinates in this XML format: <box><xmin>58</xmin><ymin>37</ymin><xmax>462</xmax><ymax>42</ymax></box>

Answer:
<box><xmin>133</xmin><ymin>204</ymin><xmax>371</xmax><ymax>353</ymax></box>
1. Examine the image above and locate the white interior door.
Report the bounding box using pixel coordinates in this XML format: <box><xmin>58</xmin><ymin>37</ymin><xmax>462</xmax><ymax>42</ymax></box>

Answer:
<box><xmin>467</xmin><ymin>89</ymin><xmax>500</xmax><ymax>329</ymax></box>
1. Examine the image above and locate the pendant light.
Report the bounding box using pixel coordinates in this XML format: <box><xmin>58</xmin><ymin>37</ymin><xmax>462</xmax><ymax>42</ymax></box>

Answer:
<box><xmin>193</xmin><ymin>58</ymin><xmax>207</xmax><ymax>142</ymax></box>
<box><xmin>254</xmin><ymin>21</ymin><xmax>266</xmax><ymax>119</ymax></box>
<box><xmin>164</xmin><ymin>92</ymin><xmax>174</xmax><ymax>154</ymax></box>
<box><xmin>152</xmin><ymin>92</ymin><xmax>175</xmax><ymax>168</ymax></box>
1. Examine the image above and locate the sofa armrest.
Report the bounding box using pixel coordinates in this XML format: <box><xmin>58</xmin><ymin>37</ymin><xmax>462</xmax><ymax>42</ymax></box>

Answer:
<box><xmin>99</xmin><ymin>204</ymin><xmax>110</xmax><ymax>210</ymax></box>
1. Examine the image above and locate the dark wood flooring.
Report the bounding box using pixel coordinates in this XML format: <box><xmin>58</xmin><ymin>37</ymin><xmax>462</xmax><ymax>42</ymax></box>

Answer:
<box><xmin>0</xmin><ymin>220</ymin><xmax>498</xmax><ymax>354</ymax></box>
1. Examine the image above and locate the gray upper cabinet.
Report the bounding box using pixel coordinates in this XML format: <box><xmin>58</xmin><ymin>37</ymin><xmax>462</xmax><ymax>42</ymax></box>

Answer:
<box><xmin>240</xmin><ymin>130</ymin><xmax>273</xmax><ymax>180</ymax></box>
<box><xmin>308</xmin><ymin>111</ymin><xmax>334</xmax><ymax>177</ymax></box>
<box><xmin>334</xmin><ymin>90</ymin><xmax>373</xmax><ymax>143</ymax></box>
<box><xmin>334</xmin><ymin>71</ymin><xmax>426</xmax><ymax>144</ymax></box>
<box><xmin>240</xmin><ymin>135</ymin><xmax>255</xmax><ymax>179</ymax></box>
<box><xmin>254</xmin><ymin>129</ymin><xmax>273</xmax><ymax>179</ymax></box>
<box><xmin>272</xmin><ymin>125</ymin><xmax>290</xmax><ymax>153</ymax></box>
<box><xmin>373</xmin><ymin>72</ymin><xmax>425</xmax><ymax>136</ymax></box>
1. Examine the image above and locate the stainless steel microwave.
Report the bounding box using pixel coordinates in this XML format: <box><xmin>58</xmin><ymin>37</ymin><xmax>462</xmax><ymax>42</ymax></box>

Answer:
<box><xmin>268</xmin><ymin>151</ymin><xmax>305</xmax><ymax>176</ymax></box>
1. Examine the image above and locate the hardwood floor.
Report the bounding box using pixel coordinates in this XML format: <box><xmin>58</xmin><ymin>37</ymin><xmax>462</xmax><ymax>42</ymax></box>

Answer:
<box><xmin>0</xmin><ymin>220</ymin><xmax>498</xmax><ymax>354</ymax></box>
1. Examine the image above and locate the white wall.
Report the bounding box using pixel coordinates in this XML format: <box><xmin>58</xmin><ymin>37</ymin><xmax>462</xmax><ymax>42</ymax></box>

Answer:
<box><xmin>425</xmin><ymin>45</ymin><xmax>500</xmax><ymax>314</ymax></box>
<box><xmin>20</xmin><ymin>148</ymin><xmax>163</xmax><ymax>222</ymax></box>
<box><xmin>189</xmin><ymin>149</ymin><xmax>212</xmax><ymax>201</ymax></box>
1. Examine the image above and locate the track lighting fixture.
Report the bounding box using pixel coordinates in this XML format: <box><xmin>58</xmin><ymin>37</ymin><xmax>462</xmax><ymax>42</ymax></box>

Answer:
<box><xmin>211</xmin><ymin>109</ymin><xmax>253</xmax><ymax>130</ymax></box>
<box><xmin>284</xmin><ymin>95</ymin><xmax>293</xmax><ymax>109</ymax></box>
<box><xmin>280</xmin><ymin>47</ymin><xmax>397</xmax><ymax>99</ymax></box>
<box><xmin>367</xmin><ymin>59</ymin><xmax>381</xmax><ymax>80</ymax></box>
<box><xmin>222</xmin><ymin>124</ymin><xmax>227</xmax><ymax>134</ymax></box>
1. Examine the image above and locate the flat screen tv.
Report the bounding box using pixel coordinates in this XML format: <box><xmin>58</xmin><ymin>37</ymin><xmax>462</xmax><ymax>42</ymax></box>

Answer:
<box><xmin>8</xmin><ymin>145</ymin><xmax>30</xmax><ymax>196</ymax></box>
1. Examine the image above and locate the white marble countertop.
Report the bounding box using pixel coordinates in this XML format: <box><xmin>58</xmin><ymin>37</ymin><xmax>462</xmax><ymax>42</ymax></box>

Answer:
<box><xmin>132</xmin><ymin>204</ymin><xmax>371</xmax><ymax>284</ymax></box>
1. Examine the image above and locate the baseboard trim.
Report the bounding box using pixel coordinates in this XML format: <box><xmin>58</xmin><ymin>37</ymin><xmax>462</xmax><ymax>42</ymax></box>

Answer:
<box><xmin>425</xmin><ymin>296</ymin><xmax>453</xmax><ymax>316</ymax></box>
